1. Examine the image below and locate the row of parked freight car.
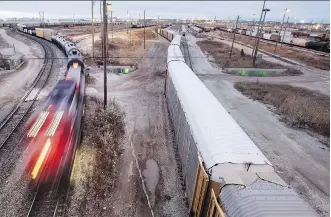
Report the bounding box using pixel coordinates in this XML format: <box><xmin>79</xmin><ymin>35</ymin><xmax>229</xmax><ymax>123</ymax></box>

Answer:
<box><xmin>188</xmin><ymin>24</ymin><xmax>330</xmax><ymax>52</ymax></box>
<box><xmin>157</xmin><ymin>28</ymin><xmax>318</xmax><ymax>217</ymax></box>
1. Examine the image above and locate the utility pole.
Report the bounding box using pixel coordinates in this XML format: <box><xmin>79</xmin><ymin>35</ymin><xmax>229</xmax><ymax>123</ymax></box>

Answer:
<box><xmin>230</xmin><ymin>15</ymin><xmax>240</xmax><ymax>58</ymax></box>
<box><xmin>103</xmin><ymin>0</ymin><xmax>108</xmax><ymax>109</ymax></box>
<box><xmin>274</xmin><ymin>8</ymin><xmax>289</xmax><ymax>53</ymax></box>
<box><xmin>92</xmin><ymin>0</ymin><xmax>95</xmax><ymax>60</ymax></box>
<box><xmin>252</xmin><ymin>0</ymin><xmax>266</xmax><ymax>56</ymax></box>
<box><xmin>100</xmin><ymin>1</ymin><xmax>103</xmax><ymax>23</ymax></box>
<box><xmin>253</xmin><ymin>8</ymin><xmax>270</xmax><ymax>65</ymax></box>
<box><xmin>111</xmin><ymin>11</ymin><xmax>113</xmax><ymax>42</ymax></box>
<box><xmin>281</xmin><ymin>16</ymin><xmax>290</xmax><ymax>47</ymax></box>
<box><xmin>126</xmin><ymin>10</ymin><xmax>128</xmax><ymax>34</ymax></box>
<box><xmin>144</xmin><ymin>10</ymin><xmax>146</xmax><ymax>49</ymax></box>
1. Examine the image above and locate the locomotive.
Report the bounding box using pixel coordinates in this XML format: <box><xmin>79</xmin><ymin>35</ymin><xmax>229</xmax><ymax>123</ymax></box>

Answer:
<box><xmin>16</xmin><ymin>24</ymin><xmax>85</xmax><ymax>185</ymax></box>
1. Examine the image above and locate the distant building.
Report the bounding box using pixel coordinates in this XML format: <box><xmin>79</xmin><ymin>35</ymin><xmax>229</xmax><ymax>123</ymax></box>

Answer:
<box><xmin>0</xmin><ymin>47</ymin><xmax>24</xmax><ymax>70</ymax></box>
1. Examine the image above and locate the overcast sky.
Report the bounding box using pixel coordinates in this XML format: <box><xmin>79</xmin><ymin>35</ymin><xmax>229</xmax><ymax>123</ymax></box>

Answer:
<box><xmin>0</xmin><ymin>1</ymin><xmax>329</xmax><ymax>23</ymax></box>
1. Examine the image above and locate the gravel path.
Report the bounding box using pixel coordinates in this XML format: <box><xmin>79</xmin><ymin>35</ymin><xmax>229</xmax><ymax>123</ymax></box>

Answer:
<box><xmin>83</xmin><ymin>37</ymin><xmax>188</xmax><ymax>216</ymax></box>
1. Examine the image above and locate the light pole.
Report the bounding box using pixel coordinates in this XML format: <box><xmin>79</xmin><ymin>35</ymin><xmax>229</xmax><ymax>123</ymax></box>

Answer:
<box><xmin>281</xmin><ymin>16</ymin><xmax>289</xmax><ymax>47</ymax></box>
<box><xmin>106</xmin><ymin>3</ymin><xmax>112</xmax><ymax>44</ymax></box>
<box><xmin>253</xmin><ymin>8</ymin><xmax>270</xmax><ymax>65</ymax></box>
<box><xmin>111</xmin><ymin>11</ymin><xmax>113</xmax><ymax>42</ymax></box>
<box><xmin>91</xmin><ymin>0</ymin><xmax>95</xmax><ymax>60</ymax></box>
<box><xmin>274</xmin><ymin>8</ymin><xmax>290</xmax><ymax>53</ymax></box>
<box><xmin>144</xmin><ymin>10</ymin><xmax>146</xmax><ymax>49</ymax></box>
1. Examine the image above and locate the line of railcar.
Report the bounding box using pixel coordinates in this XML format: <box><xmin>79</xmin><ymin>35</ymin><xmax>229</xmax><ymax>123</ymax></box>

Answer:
<box><xmin>186</xmin><ymin>23</ymin><xmax>329</xmax><ymax>53</ymax></box>
<box><xmin>158</xmin><ymin>28</ymin><xmax>318</xmax><ymax>217</ymax></box>
<box><xmin>16</xmin><ymin>23</ymin><xmax>85</xmax><ymax>186</ymax></box>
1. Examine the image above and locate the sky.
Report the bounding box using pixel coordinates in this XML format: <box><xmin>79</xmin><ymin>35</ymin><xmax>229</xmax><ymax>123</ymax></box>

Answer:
<box><xmin>0</xmin><ymin>1</ymin><xmax>329</xmax><ymax>23</ymax></box>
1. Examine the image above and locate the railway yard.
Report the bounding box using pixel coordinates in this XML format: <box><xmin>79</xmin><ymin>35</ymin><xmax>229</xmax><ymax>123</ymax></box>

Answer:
<box><xmin>0</xmin><ymin>6</ymin><xmax>330</xmax><ymax>217</ymax></box>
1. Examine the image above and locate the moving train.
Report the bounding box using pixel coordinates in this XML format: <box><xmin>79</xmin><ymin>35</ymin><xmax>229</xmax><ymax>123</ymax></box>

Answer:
<box><xmin>16</xmin><ymin>24</ymin><xmax>85</xmax><ymax>185</ymax></box>
<box><xmin>158</xmin><ymin>28</ymin><xmax>318</xmax><ymax>217</ymax></box>
<box><xmin>24</xmin><ymin>80</ymin><xmax>78</xmax><ymax>185</ymax></box>
<box><xmin>17</xmin><ymin>24</ymin><xmax>85</xmax><ymax>96</ymax></box>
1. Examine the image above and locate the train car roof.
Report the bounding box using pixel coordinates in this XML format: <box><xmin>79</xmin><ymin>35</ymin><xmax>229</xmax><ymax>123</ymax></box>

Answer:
<box><xmin>167</xmin><ymin>44</ymin><xmax>185</xmax><ymax>64</ymax></box>
<box><xmin>167</xmin><ymin>61</ymin><xmax>271</xmax><ymax>169</ymax></box>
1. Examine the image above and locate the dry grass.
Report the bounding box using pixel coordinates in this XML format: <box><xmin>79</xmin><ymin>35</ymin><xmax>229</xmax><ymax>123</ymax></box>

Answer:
<box><xmin>85</xmin><ymin>74</ymin><xmax>96</xmax><ymax>84</ymax></box>
<box><xmin>91</xmin><ymin>29</ymin><xmax>155</xmax><ymax>66</ymax></box>
<box><xmin>67</xmin><ymin>96</ymin><xmax>125</xmax><ymax>216</ymax></box>
<box><xmin>131</xmin><ymin>29</ymin><xmax>157</xmax><ymax>40</ymax></box>
<box><xmin>216</xmin><ymin>31</ymin><xmax>330</xmax><ymax>70</ymax></box>
<box><xmin>235</xmin><ymin>82</ymin><xmax>330</xmax><ymax>138</ymax></box>
<box><xmin>197</xmin><ymin>40</ymin><xmax>287</xmax><ymax>69</ymax></box>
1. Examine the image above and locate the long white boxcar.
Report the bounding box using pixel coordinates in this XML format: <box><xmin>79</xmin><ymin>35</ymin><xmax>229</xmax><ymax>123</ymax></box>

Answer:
<box><xmin>165</xmin><ymin>36</ymin><xmax>318</xmax><ymax>217</ymax></box>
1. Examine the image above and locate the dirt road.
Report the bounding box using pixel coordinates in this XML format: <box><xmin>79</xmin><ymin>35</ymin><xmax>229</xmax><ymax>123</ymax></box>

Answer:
<box><xmin>83</xmin><ymin>37</ymin><xmax>188</xmax><ymax>216</ymax></box>
<box><xmin>189</xmin><ymin>34</ymin><xmax>330</xmax><ymax>96</ymax></box>
<box><xmin>186</xmin><ymin>31</ymin><xmax>330</xmax><ymax>216</ymax></box>
<box><xmin>0</xmin><ymin>29</ymin><xmax>44</xmax><ymax>123</ymax></box>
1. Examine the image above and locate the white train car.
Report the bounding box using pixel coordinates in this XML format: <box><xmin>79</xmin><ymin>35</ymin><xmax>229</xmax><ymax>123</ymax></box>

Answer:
<box><xmin>166</xmin><ymin>36</ymin><xmax>318</xmax><ymax>217</ymax></box>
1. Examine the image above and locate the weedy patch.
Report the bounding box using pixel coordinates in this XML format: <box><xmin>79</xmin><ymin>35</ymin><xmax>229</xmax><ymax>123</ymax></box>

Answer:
<box><xmin>235</xmin><ymin>82</ymin><xmax>330</xmax><ymax>139</ymax></box>
<box><xmin>67</xmin><ymin>96</ymin><xmax>125</xmax><ymax>216</ymax></box>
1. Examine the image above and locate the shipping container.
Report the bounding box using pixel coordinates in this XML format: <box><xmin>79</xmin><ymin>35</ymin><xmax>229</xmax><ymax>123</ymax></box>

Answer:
<box><xmin>270</xmin><ymin>34</ymin><xmax>281</xmax><ymax>42</ymax></box>
<box><xmin>291</xmin><ymin>37</ymin><xmax>308</xmax><ymax>47</ymax></box>
<box><xmin>43</xmin><ymin>28</ymin><xmax>57</xmax><ymax>41</ymax></box>
<box><xmin>35</xmin><ymin>28</ymin><xmax>44</xmax><ymax>38</ymax></box>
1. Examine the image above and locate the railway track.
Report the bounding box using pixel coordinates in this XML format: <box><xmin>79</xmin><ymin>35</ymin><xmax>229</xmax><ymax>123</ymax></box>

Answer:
<box><xmin>27</xmin><ymin>75</ymin><xmax>86</xmax><ymax>217</ymax></box>
<box><xmin>182</xmin><ymin>36</ymin><xmax>193</xmax><ymax>70</ymax></box>
<box><xmin>209</xmin><ymin>29</ymin><xmax>330</xmax><ymax>57</ymax></box>
<box><xmin>0</xmin><ymin>31</ymin><xmax>54</xmax><ymax>150</ymax></box>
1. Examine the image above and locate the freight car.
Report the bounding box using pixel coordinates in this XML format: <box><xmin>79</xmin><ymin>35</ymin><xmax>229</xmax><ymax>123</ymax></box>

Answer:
<box><xmin>236</xmin><ymin>28</ymin><xmax>329</xmax><ymax>53</ymax></box>
<box><xmin>156</xmin><ymin>28</ymin><xmax>176</xmax><ymax>41</ymax></box>
<box><xmin>305</xmin><ymin>41</ymin><xmax>330</xmax><ymax>52</ymax></box>
<box><xmin>165</xmin><ymin>35</ymin><xmax>318</xmax><ymax>217</ymax></box>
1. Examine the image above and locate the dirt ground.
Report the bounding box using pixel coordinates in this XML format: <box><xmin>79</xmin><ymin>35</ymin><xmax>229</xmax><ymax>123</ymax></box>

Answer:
<box><xmin>186</xmin><ymin>29</ymin><xmax>330</xmax><ymax>216</ymax></box>
<box><xmin>93</xmin><ymin>29</ymin><xmax>157</xmax><ymax>66</ymax></box>
<box><xmin>53</xmin><ymin>24</ymin><xmax>127</xmax><ymax>38</ymax></box>
<box><xmin>235</xmin><ymin>82</ymin><xmax>330</xmax><ymax>137</ymax></box>
<box><xmin>66</xmin><ymin>36</ymin><xmax>188</xmax><ymax>216</ymax></box>
<box><xmin>197</xmin><ymin>39</ymin><xmax>298</xmax><ymax>70</ymax></box>
<box><xmin>209</xmin><ymin>30</ymin><xmax>330</xmax><ymax>70</ymax></box>
<box><xmin>73</xmin><ymin>28</ymin><xmax>157</xmax><ymax>66</ymax></box>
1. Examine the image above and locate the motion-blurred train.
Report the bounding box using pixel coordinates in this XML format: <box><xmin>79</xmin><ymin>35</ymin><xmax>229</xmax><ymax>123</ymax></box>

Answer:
<box><xmin>24</xmin><ymin>80</ymin><xmax>78</xmax><ymax>185</ymax></box>
<box><xmin>16</xmin><ymin>24</ymin><xmax>85</xmax><ymax>185</ymax></box>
